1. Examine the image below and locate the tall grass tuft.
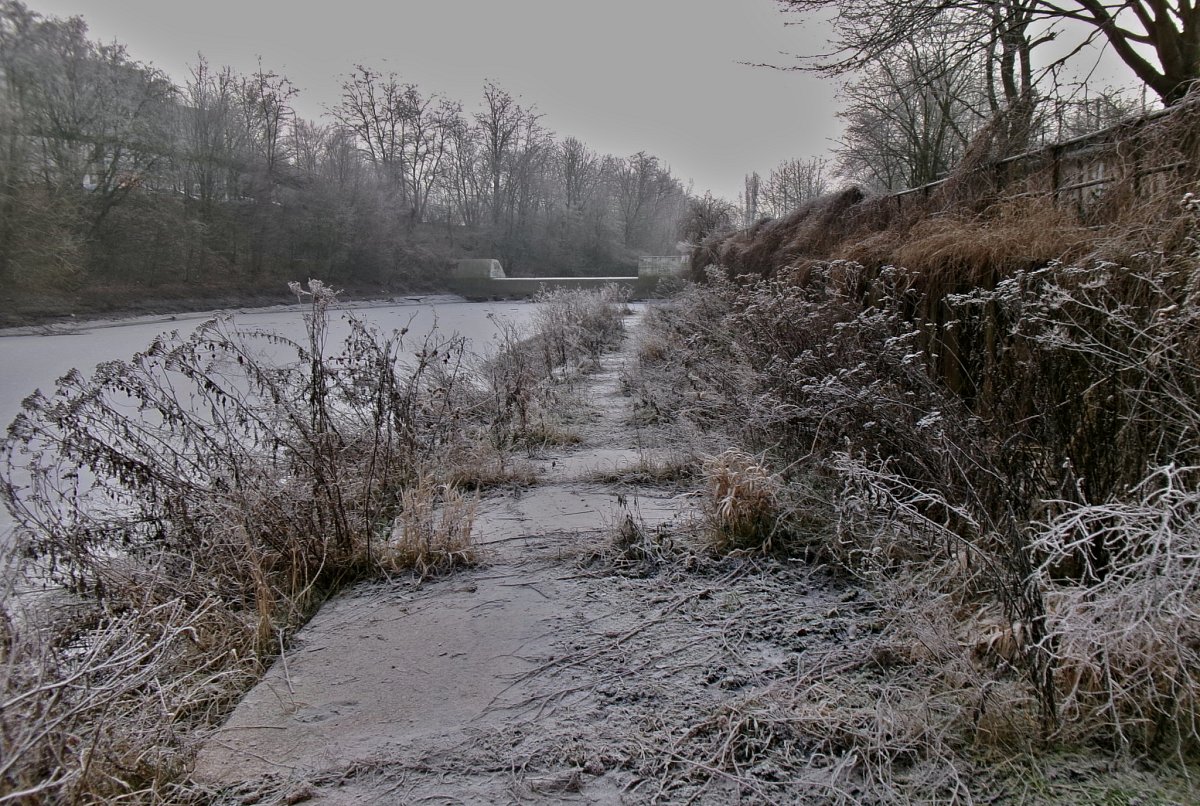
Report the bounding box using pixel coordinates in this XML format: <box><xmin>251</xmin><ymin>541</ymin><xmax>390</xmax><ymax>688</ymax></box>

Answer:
<box><xmin>386</xmin><ymin>476</ymin><xmax>478</xmax><ymax>580</ymax></box>
<box><xmin>701</xmin><ymin>449</ymin><xmax>783</xmax><ymax>554</ymax></box>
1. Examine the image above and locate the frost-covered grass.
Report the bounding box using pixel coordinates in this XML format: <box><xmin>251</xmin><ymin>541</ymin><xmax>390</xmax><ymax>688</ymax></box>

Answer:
<box><xmin>0</xmin><ymin>283</ymin><xmax>631</xmax><ymax>802</ymax></box>
<box><xmin>630</xmin><ymin>207</ymin><xmax>1200</xmax><ymax>793</ymax></box>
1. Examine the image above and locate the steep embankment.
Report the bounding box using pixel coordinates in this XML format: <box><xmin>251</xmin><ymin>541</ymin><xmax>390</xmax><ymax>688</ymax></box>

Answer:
<box><xmin>628</xmin><ymin>101</ymin><xmax>1200</xmax><ymax>802</ymax></box>
<box><xmin>693</xmin><ymin>102</ymin><xmax>1200</xmax><ymax>291</ymax></box>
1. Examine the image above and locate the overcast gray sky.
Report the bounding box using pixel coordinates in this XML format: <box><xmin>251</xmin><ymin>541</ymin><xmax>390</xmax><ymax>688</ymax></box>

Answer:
<box><xmin>29</xmin><ymin>0</ymin><xmax>845</xmax><ymax>201</ymax></box>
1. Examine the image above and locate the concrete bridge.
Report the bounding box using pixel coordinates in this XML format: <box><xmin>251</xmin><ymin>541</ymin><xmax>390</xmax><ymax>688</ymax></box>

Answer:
<box><xmin>452</xmin><ymin>256</ymin><xmax>688</xmax><ymax>300</ymax></box>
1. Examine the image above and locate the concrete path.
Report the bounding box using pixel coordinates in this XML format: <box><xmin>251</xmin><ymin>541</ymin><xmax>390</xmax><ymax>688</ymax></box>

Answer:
<box><xmin>193</xmin><ymin>311</ymin><xmax>697</xmax><ymax>802</ymax></box>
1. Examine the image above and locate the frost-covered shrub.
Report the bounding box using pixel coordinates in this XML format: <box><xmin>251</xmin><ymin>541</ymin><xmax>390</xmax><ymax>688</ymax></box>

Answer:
<box><xmin>533</xmin><ymin>283</ymin><xmax>629</xmax><ymax>370</ymax></box>
<box><xmin>947</xmin><ymin>257</ymin><xmax>1200</xmax><ymax>512</ymax></box>
<box><xmin>4</xmin><ymin>281</ymin><xmax>470</xmax><ymax>615</ymax></box>
<box><xmin>645</xmin><ymin>220</ymin><xmax>1200</xmax><ymax>747</ymax></box>
<box><xmin>482</xmin><ymin>285</ymin><xmax>630</xmax><ymax>453</ymax></box>
<box><xmin>0</xmin><ymin>282</ymin><xmax>476</xmax><ymax>800</ymax></box>
<box><xmin>1034</xmin><ymin>464</ymin><xmax>1200</xmax><ymax>752</ymax></box>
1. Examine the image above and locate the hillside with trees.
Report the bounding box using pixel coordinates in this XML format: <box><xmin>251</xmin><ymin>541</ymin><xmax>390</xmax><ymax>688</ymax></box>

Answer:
<box><xmin>0</xmin><ymin>1</ymin><xmax>692</xmax><ymax>324</ymax></box>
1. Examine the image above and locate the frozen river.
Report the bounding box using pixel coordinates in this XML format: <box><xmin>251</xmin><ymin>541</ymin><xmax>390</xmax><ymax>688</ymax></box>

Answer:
<box><xmin>0</xmin><ymin>298</ymin><xmax>538</xmax><ymax>544</ymax></box>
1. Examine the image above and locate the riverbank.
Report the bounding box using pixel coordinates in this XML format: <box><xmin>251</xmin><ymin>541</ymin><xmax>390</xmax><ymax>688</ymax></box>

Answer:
<box><xmin>0</xmin><ymin>293</ymin><xmax>467</xmax><ymax>338</ymax></box>
<box><xmin>0</xmin><ymin>283</ymin><xmax>453</xmax><ymax>330</ymax></box>
<box><xmin>0</xmin><ymin>288</ymin><xmax>623</xmax><ymax>802</ymax></box>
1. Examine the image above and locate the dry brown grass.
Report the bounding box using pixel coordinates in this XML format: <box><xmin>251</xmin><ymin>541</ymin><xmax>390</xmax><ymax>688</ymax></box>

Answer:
<box><xmin>695</xmin><ymin>189</ymin><xmax>1091</xmax><ymax>309</ymax></box>
<box><xmin>693</xmin><ymin>101</ymin><xmax>1200</xmax><ymax>301</ymax></box>
<box><xmin>0</xmin><ymin>565</ymin><xmax>260</xmax><ymax>802</ymax></box>
<box><xmin>691</xmin><ymin>189</ymin><xmax>867</xmax><ymax>283</ymax></box>
<box><xmin>436</xmin><ymin>438</ymin><xmax>539</xmax><ymax>490</ymax></box>
<box><xmin>889</xmin><ymin>200</ymin><xmax>1090</xmax><ymax>284</ymax></box>
<box><xmin>701</xmin><ymin>450</ymin><xmax>784</xmax><ymax>554</ymax></box>
<box><xmin>385</xmin><ymin>476</ymin><xmax>478</xmax><ymax>580</ymax></box>
<box><xmin>588</xmin><ymin>453</ymin><xmax>698</xmax><ymax>487</ymax></box>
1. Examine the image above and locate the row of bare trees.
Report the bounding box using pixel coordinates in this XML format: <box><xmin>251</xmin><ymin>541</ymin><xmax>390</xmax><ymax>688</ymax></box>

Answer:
<box><xmin>0</xmin><ymin>1</ymin><xmax>689</xmax><ymax>301</ymax></box>
<box><xmin>675</xmin><ymin>157</ymin><xmax>834</xmax><ymax>247</ymax></box>
<box><xmin>829</xmin><ymin>20</ymin><xmax>1150</xmax><ymax>192</ymax></box>
<box><xmin>741</xmin><ymin>158</ymin><xmax>831</xmax><ymax>223</ymax></box>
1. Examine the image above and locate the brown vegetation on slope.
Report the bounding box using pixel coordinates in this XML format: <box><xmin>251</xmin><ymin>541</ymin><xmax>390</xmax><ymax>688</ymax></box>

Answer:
<box><xmin>693</xmin><ymin>100</ymin><xmax>1200</xmax><ymax>409</ymax></box>
<box><xmin>692</xmin><ymin>98</ymin><xmax>1200</xmax><ymax>290</ymax></box>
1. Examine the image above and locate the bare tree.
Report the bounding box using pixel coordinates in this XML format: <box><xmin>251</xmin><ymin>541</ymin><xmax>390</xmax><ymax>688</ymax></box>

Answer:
<box><xmin>289</xmin><ymin>117</ymin><xmax>327</xmax><ymax>177</ymax></box>
<box><xmin>474</xmin><ymin>81</ymin><xmax>532</xmax><ymax>227</ymax></box>
<box><xmin>614</xmin><ymin>151</ymin><xmax>682</xmax><ymax>249</ymax></box>
<box><xmin>557</xmin><ymin>136</ymin><xmax>603</xmax><ymax>212</ymax></box>
<box><xmin>1036</xmin><ymin>82</ymin><xmax>1149</xmax><ymax>142</ymax></box>
<box><xmin>835</xmin><ymin>33</ymin><xmax>989</xmax><ymax>190</ymax></box>
<box><xmin>775</xmin><ymin>0</ymin><xmax>1200</xmax><ymax>107</ymax></box>
<box><xmin>441</xmin><ymin>110</ymin><xmax>486</xmax><ymax>227</ymax></box>
<box><xmin>181</xmin><ymin>56</ymin><xmax>244</xmax><ymax>206</ymax></box>
<box><xmin>0</xmin><ymin>1</ymin><xmax>43</xmax><ymax>283</ymax></box>
<box><xmin>742</xmin><ymin>171</ymin><xmax>761</xmax><ymax>226</ymax></box>
<box><xmin>332</xmin><ymin>66</ymin><xmax>412</xmax><ymax>209</ymax></box>
<box><xmin>319</xmin><ymin>126</ymin><xmax>366</xmax><ymax>190</ymax></box>
<box><xmin>238</xmin><ymin>59</ymin><xmax>297</xmax><ymax>187</ymax></box>
<box><xmin>761</xmin><ymin>157</ymin><xmax>831</xmax><ymax>213</ymax></box>
<box><xmin>681</xmin><ymin>191</ymin><xmax>738</xmax><ymax>245</ymax></box>
<box><xmin>543</xmin><ymin>139</ymin><xmax>617</xmax><ymax>268</ymax></box>
<box><xmin>3</xmin><ymin>5</ymin><xmax>173</xmax><ymax>228</ymax></box>
<box><xmin>400</xmin><ymin>91</ymin><xmax>457</xmax><ymax>223</ymax></box>
<box><xmin>501</xmin><ymin>112</ymin><xmax>553</xmax><ymax>234</ymax></box>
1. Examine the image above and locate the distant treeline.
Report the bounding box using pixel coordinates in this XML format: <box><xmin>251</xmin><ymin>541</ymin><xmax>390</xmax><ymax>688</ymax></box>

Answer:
<box><xmin>0</xmin><ymin>1</ymin><xmax>691</xmax><ymax>310</ymax></box>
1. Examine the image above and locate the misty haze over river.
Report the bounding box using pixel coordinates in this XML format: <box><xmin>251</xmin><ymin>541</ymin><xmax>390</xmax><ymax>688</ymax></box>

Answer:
<box><xmin>0</xmin><ymin>299</ymin><xmax>538</xmax><ymax>545</ymax></box>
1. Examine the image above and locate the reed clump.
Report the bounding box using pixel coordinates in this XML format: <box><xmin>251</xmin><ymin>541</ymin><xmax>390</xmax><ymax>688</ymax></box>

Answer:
<box><xmin>701</xmin><ymin>449</ymin><xmax>784</xmax><ymax>554</ymax></box>
<box><xmin>386</xmin><ymin>476</ymin><xmax>478</xmax><ymax>580</ymax></box>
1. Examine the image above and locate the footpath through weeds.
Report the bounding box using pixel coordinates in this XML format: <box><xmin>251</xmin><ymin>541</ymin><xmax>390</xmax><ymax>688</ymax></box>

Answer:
<box><xmin>185</xmin><ymin>309</ymin><xmax>861</xmax><ymax>805</ymax></box>
<box><xmin>9</xmin><ymin>288</ymin><xmax>1197</xmax><ymax>804</ymax></box>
